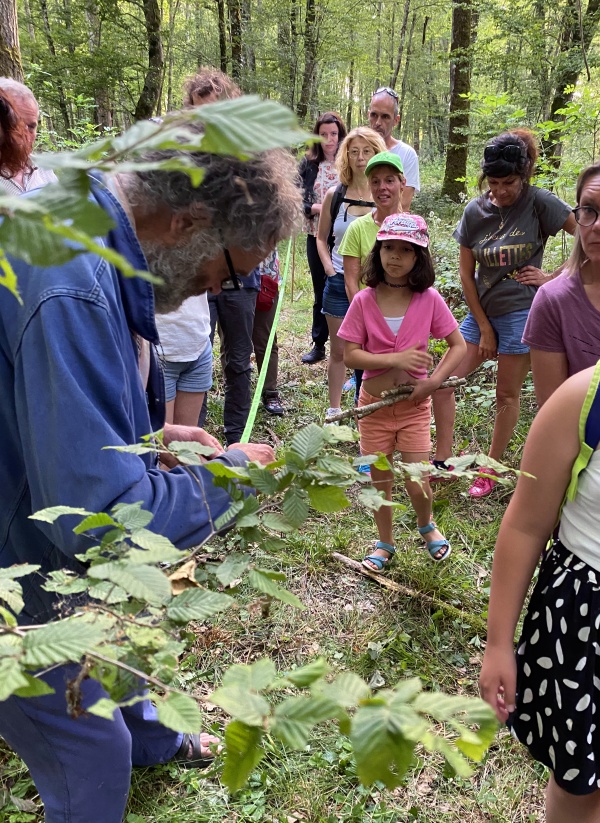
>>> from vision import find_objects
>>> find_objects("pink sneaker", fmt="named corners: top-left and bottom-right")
top-left (469, 469), bottom-right (498, 498)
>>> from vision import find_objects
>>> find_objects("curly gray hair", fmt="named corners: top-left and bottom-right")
top-left (123, 146), bottom-right (301, 255)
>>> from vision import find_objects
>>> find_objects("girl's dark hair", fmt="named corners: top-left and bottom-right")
top-left (307, 111), bottom-right (347, 163)
top-left (0, 91), bottom-right (30, 179)
top-left (479, 128), bottom-right (538, 188)
top-left (361, 240), bottom-right (435, 293)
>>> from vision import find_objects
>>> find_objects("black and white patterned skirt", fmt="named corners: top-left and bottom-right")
top-left (509, 539), bottom-right (600, 795)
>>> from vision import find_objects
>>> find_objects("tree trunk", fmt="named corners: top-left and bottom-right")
top-left (216, 0), bottom-right (228, 72)
top-left (542, 0), bottom-right (600, 167)
top-left (39, 0), bottom-right (71, 132)
top-left (398, 11), bottom-right (416, 132)
top-left (228, 0), bottom-right (243, 83)
top-left (442, 0), bottom-right (474, 202)
top-left (390, 0), bottom-right (410, 89)
top-left (346, 57), bottom-right (354, 129)
top-left (296, 0), bottom-right (317, 122)
top-left (85, 3), bottom-right (113, 130)
top-left (134, 0), bottom-right (164, 121)
top-left (0, 0), bottom-right (23, 81)
top-left (288, 0), bottom-right (299, 108)
top-left (375, 0), bottom-right (382, 87)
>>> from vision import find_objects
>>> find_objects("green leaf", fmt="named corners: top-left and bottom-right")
top-left (222, 720), bottom-right (264, 793)
top-left (73, 513), bottom-right (119, 534)
top-left (247, 570), bottom-right (305, 609)
top-left (318, 672), bottom-right (371, 708)
top-left (88, 562), bottom-right (170, 606)
top-left (282, 488), bottom-right (309, 527)
top-left (42, 570), bottom-right (89, 595)
top-left (127, 530), bottom-right (181, 563)
top-left (271, 695), bottom-right (341, 749)
top-left (166, 588), bottom-right (233, 623)
top-left (307, 485), bottom-right (350, 513)
top-left (0, 658), bottom-right (29, 701)
top-left (0, 564), bottom-right (41, 580)
top-left (22, 620), bottom-right (104, 667)
top-left (247, 465), bottom-right (278, 494)
top-left (210, 685), bottom-right (270, 727)
top-left (261, 512), bottom-right (296, 533)
top-left (222, 659), bottom-right (277, 691)
top-left (350, 701), bottom-right (418, 788)
top-left (282, 657), bottom-right (329, 687)
top-left (87, 580), bottom-right (129, 604)
top-left (29, 506), bottom-right (91, 523)
top-left (155, 692), bottom-right (203, 734)
top-left (111, 503), bottom-right (154, 531)
top-left (322, 425), bottom-right (358, 443)
top-left (0, 249), bottom-right (21, 303)
top-left (203, 461), bottom-right (251, 480)
top-left (290, 424), bottom-right (326, 462)
top-left (87, 698), bottom-right (119, 720)
top-left (13, 673), bottom-right (55, 698)
top-left (214, 500), bottom-right (245, 531)
top-left (214, 554), bottom-right (251, 586)
top-left (0, 580), bottom-right (24, 615)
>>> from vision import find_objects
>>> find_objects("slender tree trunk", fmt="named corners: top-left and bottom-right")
top-left (228, 0), bottom-right (243, 83)
top-left (134, 0), bottom-right (164, 121)
top-left (288, 0), bottom-right (299, 108)
top-left (296, 0), bottom-right (318, 121)
top-left (39, 0), bottom-right (71, 132)
top-left (542, 0), bottom-right (600, 167)
top-left (397, 11), bottom-right (416, 132)
top-left (0, 0), bottom-right (23, 81)
top-left (216, 0), bottom-right (228, 72)
top-left (346, 57), bottom-right (354, 129)
top-left (375, 0), bottom-right (382, 87)
top-left (390, 0), bottom-right (410, 89)
top-left (85, 3), bottom-right (112, 130)
top-left (442, 0), bottom-right (474, 201)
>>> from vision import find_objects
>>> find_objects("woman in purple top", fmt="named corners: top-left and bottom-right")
top-left (523, 162), bottom-right (600, 408)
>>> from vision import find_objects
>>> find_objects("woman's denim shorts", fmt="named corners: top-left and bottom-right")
top-left (460, 309), bottom-right (530, 355)
top-left (162, 339), bottom-right (213, 401)
top-left (322, 271), bottom-right (350, 318)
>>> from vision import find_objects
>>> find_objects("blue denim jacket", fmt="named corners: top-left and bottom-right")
top-left (0, 174), bottom-right (249, 623)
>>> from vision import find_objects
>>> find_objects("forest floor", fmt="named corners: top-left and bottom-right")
top-left (0, 191), bottom-right (564, 822)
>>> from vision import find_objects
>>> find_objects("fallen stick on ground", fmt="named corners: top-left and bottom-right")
top-left (331, 551), bottom-right (488, 635)
top-left (325, 377), bottom-right (467, 423)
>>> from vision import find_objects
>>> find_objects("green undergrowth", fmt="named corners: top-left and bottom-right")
top-left (0, 220), bottom-right (560, 821)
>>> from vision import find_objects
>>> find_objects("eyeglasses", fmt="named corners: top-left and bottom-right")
top-left (221, 248), bottom-right (242, 291)
top-left (374, 86), bottom-right (399, 100)
top-left (348, 148), bottom-right (375, 159)
top-left (573, 205), bottom-right (600, 227)
top-left (483, 144), bottom-right (526, 164)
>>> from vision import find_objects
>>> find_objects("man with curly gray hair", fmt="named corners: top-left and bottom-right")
top-left (0, 138), bottom-right (301, 822)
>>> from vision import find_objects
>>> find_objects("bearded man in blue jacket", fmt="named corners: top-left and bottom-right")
top-left (0, 143), bottom-right (300, 822)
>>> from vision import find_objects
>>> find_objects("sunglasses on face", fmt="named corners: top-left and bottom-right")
top-left (483, 143), bottom-right (526, 164)
top-left (374, 86), bottom-right (399, 100)
top-left (221, 248), bottom-right (242, 291)
top-left (573, 206), bottom-right (600, 227)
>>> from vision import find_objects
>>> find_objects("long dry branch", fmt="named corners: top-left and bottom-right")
top-left (325, 377), bottom-right (467, 423)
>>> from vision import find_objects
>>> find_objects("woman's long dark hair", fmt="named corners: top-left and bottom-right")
top-left (361, 240), bottom-right (435, 293)
top-left (0, 91), bottom-right (30, 179)
top-left (479, 128), bottom-right (538, 189)
top-left (306, 111), bottom-right (347, 164)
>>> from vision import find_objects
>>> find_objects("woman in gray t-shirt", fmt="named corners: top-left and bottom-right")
top-left (433, 129), bottom-right (575, 498)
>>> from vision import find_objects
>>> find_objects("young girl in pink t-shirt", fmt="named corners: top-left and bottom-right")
top-left (338, 214), bottom-right (466, 571)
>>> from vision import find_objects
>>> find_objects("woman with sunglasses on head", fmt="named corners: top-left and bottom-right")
top-left (298, 112), bottom-right (347, 365)
top-left (315, 127), bottom-right (386, 418)
top-left (433, 129), bottom-right (576, 497)
top-left (523, 162), bottom-right (600, 409)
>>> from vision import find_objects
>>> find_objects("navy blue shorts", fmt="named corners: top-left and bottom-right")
top-left (460, 309), bottom-right (530, 355)
top-left (322, 271), bottom-right (350, 318)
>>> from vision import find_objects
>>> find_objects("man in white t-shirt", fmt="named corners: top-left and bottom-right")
top-left (367, 87), bottom-right (420, 210)
top-left (0, 78), bottom-right (57, 194)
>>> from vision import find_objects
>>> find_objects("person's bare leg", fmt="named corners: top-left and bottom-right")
top-left (433, 342), bottom-right (485, 462)
top-left (401, 450), bottom-right (447, 559)
top-left (326, 315), bottom-right (346, 410)
top-left (172, 391), bottom-right (206, 428)
top-left (488, 353), bottom-right (530, 461)
top-left (546, 776), bottom-right (600, 823)
top-left (165, 399), bottom-right (175, 425)
top-left (364, 453), bottom-right (395, 569)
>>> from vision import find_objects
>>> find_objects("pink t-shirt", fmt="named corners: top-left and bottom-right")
top-left (338, 286), bottom-right (458, 379)
top-left (523, 271), bottom-right (600, 376)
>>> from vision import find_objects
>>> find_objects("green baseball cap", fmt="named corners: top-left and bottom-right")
top-left (365, 151), bottom-right (404, 177)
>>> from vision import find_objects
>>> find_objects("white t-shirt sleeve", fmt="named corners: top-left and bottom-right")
top-left (391, 142), bottom-right (420, 192)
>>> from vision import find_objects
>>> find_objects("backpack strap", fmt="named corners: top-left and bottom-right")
top-left (564, 359), bottom-right (600, 503)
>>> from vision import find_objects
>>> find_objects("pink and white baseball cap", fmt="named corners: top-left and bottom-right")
top-left (376, 213), bottom-right (430, 248)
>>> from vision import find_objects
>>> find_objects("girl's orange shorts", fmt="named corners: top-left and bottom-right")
top-left (358, 387), bottom-right (432, 456)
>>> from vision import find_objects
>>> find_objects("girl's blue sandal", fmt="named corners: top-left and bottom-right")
top-left (418, 523), bottom-right (451, 562)
top-left (362, 541), bottom-right (396, 574)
